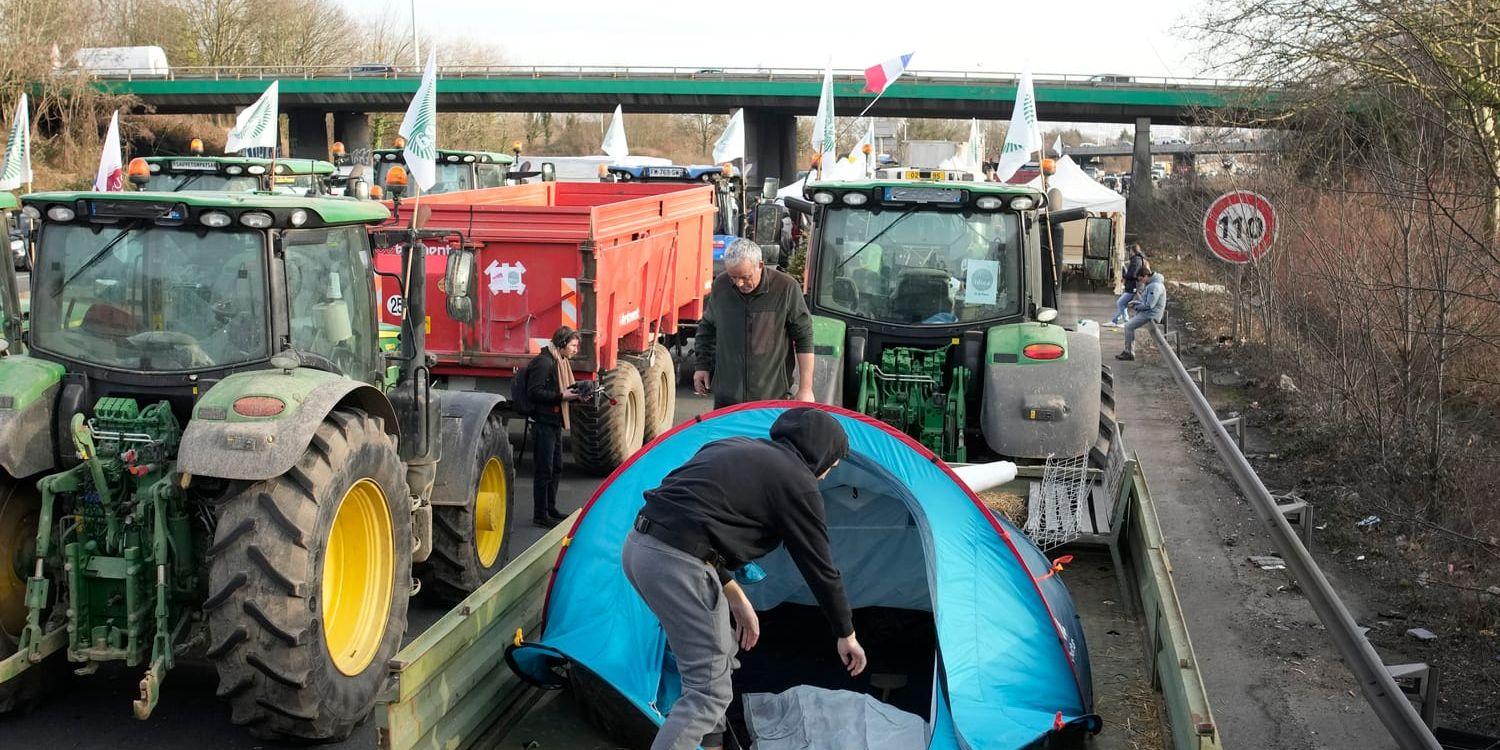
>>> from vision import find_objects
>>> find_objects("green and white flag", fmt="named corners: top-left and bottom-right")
top-left (811, 62), bottom-right (837, 174)
top-left (0, 94), bottom-right (32, 191)
top-left (994, 68), bottom-right (1042, 183)
top-left (400, 52), bottom-right (439, 191)
top-left (711, 108), bottom-right (744, 164)
top-left (225, 81), bottom-right (279, 153)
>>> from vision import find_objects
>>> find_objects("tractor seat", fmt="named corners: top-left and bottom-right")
top-left (829, 277), bottom-right (859, 312)
top-left (891, 269), bottom-right (952, 323)
top-left (81, 303), bottom-right (141, 338)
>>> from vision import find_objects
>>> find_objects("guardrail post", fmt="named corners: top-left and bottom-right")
top-left (1218, 415), bottom-right (1244, 452)
top-left (1186, 366), bottom-right (1206, 391)
top-left (1275, 496), bottom-right (1315, 550)
top-left (1170, 330), bottom-right (1182, 355)
top-left (1386, 663), bottom-right (1439, 728)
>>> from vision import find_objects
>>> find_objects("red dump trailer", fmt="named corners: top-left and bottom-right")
top-left (373, 181), bottom-right (715, 474)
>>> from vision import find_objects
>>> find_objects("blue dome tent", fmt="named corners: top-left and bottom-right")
top-left (508, 402), bottom-right (1099, 749)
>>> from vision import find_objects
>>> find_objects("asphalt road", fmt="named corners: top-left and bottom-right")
top-left (0, 378), bottom-right (712, 750)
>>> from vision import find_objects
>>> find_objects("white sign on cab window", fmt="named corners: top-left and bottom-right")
top-left (965, 260), bottom-right (1000, 305)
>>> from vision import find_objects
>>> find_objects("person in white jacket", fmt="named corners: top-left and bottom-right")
top-left (1117, 265), bottom-right (1166, 361)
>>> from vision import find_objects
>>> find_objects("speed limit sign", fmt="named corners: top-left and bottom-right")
top-left (1203, 191), bottom-right (1276, 263)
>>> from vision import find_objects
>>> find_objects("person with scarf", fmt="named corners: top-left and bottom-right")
top-left (524, 326), bottom-right (582, 527)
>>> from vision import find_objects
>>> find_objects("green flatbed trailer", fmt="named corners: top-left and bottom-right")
top-left (374, 422), bottom-right (1222, 750)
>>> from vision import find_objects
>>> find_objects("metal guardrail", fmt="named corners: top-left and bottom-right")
top-left (1148, 321), bottom-right (1441, 750)
top-left (84, 64), bottom-right (1271, 90)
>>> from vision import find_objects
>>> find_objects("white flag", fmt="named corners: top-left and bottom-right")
top-left (399, 52), bottom-right (439, 191)
top-left (966, 118), bottom-right (985, 175)
top-left (0, 94), bottom-right (33, 191)
top-left (602, 105), bottom-right (629, 159)
top-left (711, 109), bottom-right (745, 164)
top-left (844, 121), bottom-right (875, 177)
top-left (94, 110), bottom-right (123, 192)
top-left (1052, 134), bottom-right (1063, 156)
top-left (994, 69), bottom-right (1043, 183)
top-left (811, 62), bottom-right (837, 173)
top-left (225, 81), bottom-right (280, 153)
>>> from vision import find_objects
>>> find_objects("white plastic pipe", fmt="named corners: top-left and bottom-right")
top-left (950, 461), bottom-right (1018, 494)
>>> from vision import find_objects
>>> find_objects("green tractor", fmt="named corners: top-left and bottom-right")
top-left (137, 153), bottom-right (339, 196)
top-left (800, 173), bottom-right (1112, 464)
top-left (371, 146), bottom-right (514, 194)
top-left (0, 189), bottom-right (516, 739)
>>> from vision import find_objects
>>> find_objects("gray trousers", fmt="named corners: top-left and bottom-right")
top-left (621, 530), bottom-right (734, 750)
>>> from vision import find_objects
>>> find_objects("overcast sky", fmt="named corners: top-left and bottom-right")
top-left (365, 0), bottom-right (1209, 79)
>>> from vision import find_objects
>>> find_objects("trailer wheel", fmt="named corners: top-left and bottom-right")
top-left (420, 413), bottom-right (516, 603)
top-left (0, 474), bottom-right (65, 713)
top-left (628, 343), bottom-right (676, 442)
top-left (207, 408), bottom-right (410, 742)
top-left (571, 363), bottom-right (646, 476)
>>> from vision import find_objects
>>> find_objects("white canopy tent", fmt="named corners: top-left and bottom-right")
top-left (1026, 156), bottom-right (1128, 290)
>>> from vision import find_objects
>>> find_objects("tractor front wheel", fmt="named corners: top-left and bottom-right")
top-left (628, 343), bottom-right (677, 442)
top-left (571, 363), bottom-right (646, 476)
top-left (420, 413), bottom-right (516, 603)
top-left (207, 408), bottom-right (410, 741)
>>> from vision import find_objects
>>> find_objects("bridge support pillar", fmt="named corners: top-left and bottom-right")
top-left (286, 110), bottom-right (329, 160)
top-left (744, 108), bottom-right (797, 197)
top-left (332, 112), bottom-right (372, 159)
top-left (1129, 116), bottom-right (1153, 210)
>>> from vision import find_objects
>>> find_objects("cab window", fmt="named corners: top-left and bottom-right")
top-left (283, 226), bottom-right (378, 378)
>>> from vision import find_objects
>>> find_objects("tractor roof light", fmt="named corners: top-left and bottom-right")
top-left (148, 162), bottom-right (162, 173)
top-left (370, 184), bottom-right (384, 199)
top-left (721, 163), bottom-right (734, 176)
top-left (393, 135), bottom-right (406, 149)
top-left (1040, 158), bottom-right (1057, 176)
top-left (246, 165), bottom-right (266, 175)
top-left (21, 205), bottom-right (39, 219)
top-left (841, 192), bottom-right (868, 206)
top-left (511, 140), bottom-right (523, 155)
top-left (1009, 196), bottom-right (1036, 211)
top-left (463, 154), bottom-right (476, 163)
top-left (200, 211), bottom-right (232, 228)
top-left (127, 158), bottom-right (151, 187)
top-left (382, 152), bottom-right (398, 161)
top-left (812, 191), bottom-right (835, 205)
top-left (238, 211), bottom-right (273, 229)
top-left (46, 205), bottom-right (76, 222)
top-left (975, 196), bottom-right (1003, 210)
top-left (189, 138), bottom-right (204, 154)
top-left (330, 141), bottom-right (346, 157)
top-left (289, 209), bottom-right (309, 227)
top-left (861, 143), bottom-right (873, 155)
top-left (225, 165), bottom-right (243, 175)
top-left (385, 164), bottom-right (409, 198)
top-left (1022, 342), bottom-right (1065, 360)
top-left (446, 154), bottom-right (460, 162)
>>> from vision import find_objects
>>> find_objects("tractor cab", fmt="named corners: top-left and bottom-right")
top-left (604, 162), bottom-right (746, 266)
top-left (138, 155), bottom-right (337, 196)
top-left (0, 193), bottom-right (21, 354)
top-left (802, 176), bottom-right (1106, 465)
top-left (371, 146), bottom-right (514, 194)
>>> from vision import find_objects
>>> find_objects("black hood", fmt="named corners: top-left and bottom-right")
top-left (770, 407), bottom-right (849, 476)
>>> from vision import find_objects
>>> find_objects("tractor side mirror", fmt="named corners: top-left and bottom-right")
top-left (1035, 307), bottom-right (1059, 323)
top-left (444, 247), bottom-right (479, 324)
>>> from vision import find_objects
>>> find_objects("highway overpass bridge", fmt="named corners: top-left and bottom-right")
top-left (97, 65), bottom-right (1275, 192)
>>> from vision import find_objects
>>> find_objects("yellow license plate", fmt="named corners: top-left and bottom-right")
top-left (930, 170), bottom-right (947, 181)
top-left (903, 169), bottom-right (922, 179)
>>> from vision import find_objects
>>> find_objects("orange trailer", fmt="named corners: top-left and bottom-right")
top-left (374, 181), bottom-right (715, 474)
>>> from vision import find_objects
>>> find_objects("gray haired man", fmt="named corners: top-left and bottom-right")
top-left (693, 239), bottom-right (816, 408)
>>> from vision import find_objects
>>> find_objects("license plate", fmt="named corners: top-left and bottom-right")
top-left (647, 167), bottom-right (687, 178)
top-left (903, 169), bottom-right (922, 179)
top-left (170, 160), bottom-right (218, 171)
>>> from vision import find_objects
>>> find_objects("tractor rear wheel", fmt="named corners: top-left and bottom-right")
top-left (0, 474), bottom-right (65, 714)
top-left (420, 414), bottom-right (516, 603)
top-left (571, 362), bottom-right (646, 476)
top-left (207, 408), bottom-right (410, 741)
top-left (628, 343), bottom-right (676, 442)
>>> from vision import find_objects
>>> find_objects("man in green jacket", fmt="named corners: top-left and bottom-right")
top-left (693, 239), bottom-right (816, 408)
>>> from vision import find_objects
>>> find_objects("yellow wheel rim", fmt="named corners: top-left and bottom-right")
top-left (0, 487), bottom-right (38, 639)
top-left (473, 457), bottom-right (507, 568)
top-left (321, 478), bottom-right (394, 677)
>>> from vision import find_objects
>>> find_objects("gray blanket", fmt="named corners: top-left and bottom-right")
top-left (743, 686), bottom-right (927, 749)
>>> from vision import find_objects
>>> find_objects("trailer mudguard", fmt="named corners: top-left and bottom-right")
top-left (810, 315), bottom-right (845, 406)
top-left (429, 389), bottom-right (505, 507)
top-left (177, 368), bottom-right (399, 482)
top-left (0, 355), bottom-right (64, 477)
top-left (981, 325), bottom-right (1101, 460)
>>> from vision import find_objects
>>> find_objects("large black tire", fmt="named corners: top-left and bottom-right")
top-left (0, 474), bottom-right (65, 714)
top-left (627, 343), bottom-right (676, 442)
top-left (206, 408), bottom-right (411, 741)
top-left (571, 362), bottom-right (646, 476)
top-left (420, 414), bottom-right (516, 603)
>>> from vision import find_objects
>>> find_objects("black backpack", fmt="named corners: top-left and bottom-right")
top-left (510, 358), bottom-right (536, 417)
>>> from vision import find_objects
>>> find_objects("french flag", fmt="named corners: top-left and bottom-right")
top-left (863, 53), bottom-right (914, 94)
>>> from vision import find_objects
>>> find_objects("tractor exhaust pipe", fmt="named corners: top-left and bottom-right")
top-left (951, 461), bottom-right (1018, 495)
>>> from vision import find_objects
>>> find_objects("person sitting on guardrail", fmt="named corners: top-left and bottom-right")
top-left (1107, 243), bottom-right (1148, 327)
top-left (1116, 263), bottom-right (1166, 361)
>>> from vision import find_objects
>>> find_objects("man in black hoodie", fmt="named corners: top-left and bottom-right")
top-left (621, 407), bottom-right (866, 750)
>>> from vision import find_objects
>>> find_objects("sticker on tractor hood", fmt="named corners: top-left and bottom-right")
top-left (485, 260), bottom-right (527, 294)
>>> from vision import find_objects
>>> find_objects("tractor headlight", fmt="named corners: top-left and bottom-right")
top-left (975, 196), bottom-right (1003, 210)
top-left (148, 162), bottom-right (162, 173)
top-left (445, 154), bottom-right (460, 162)
top-left (463, 155), bottom-right (476, 162)
top-left (46, 206), bottom-right (76, 222)
top-left (225, 165), bottom-right (243, 175)
top-left (22, 205), bottom-right (40, 220)
top-left (812, 191), bottom-right (835, 205)
top-left (247, 165), bottom-right (266, 175)
top-left (289, 209), bottom-right (309, 227)
top-left (841, 192), bottom-right (868, 206)
top-left (1009, 196), bottom-right (1036, 211)
top-left (200, 211), bottom-right (232, 228)
top-left (238, 211), bottom-right (273, 229)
